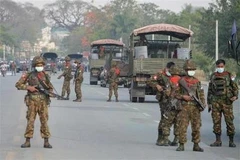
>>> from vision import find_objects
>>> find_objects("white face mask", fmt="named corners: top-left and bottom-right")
top-left (216, 67), bottom-right (224, 73)
top-left (166, 71), bottom-right (171, 76)
top-left (187, 70), bottom-right (195, 76)
top-left (35, 66), bottom-right (44, 72)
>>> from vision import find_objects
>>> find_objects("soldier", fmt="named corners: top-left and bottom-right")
top-left (57, 56), bottom-right (73, 100)
top-left (147, 62), bottom-right (176, 146)
top-left (157, 65), bottom-right (182, 146)
top-left (176, 60), bottom-right (205, 152)
top-left (107, 62), bottom-right (120, 102)
top-left (73, 59), bottom-right (84, 102)
top-left (208, 59), bottom-right (239, 147)
top-left (15, 56), bottom-right (53, 148)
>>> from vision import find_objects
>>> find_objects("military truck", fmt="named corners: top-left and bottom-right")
top-left (41, 52), bottom-right (58, 74)
top-left (128, 23), bottom-right (193, 102)
top-left (89, 39), bottom-right (127, 85)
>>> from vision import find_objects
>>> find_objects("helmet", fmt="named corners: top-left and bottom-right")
top-left (183, 60), bottom-right (196, 70)
top-left (65, 56), bottom-right (71, 61)
top-left (169, 65), bottom-right (180, 75)
top-left (74, 59), bottom-right (81, 64)
top-left (32, 56), bottom-right (45, 67)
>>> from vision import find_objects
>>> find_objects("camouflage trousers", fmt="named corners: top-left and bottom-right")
top-left (161, 109), bottom-right (180, 137)
top-left (61, 80), bottom-right (70, 97)
top-left (109, 82), bottom-right (118, 98)
top-left (74, 79), bottom-right (82, 100)
top-left (158, 102), bottom-right (180, 137)
top-left (24, 95), bottom-right (50, 138)
top-left (178, 103), bottom-right (202, 144)
top-left (211, 100), bottom-right (235, 136)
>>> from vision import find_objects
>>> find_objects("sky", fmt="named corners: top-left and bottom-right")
top-left (12, 0), bottom-right (214, 13)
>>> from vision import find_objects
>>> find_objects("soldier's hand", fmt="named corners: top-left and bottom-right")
top-left (208, 104), bottom-right (212, 113)
top-left (230, 96), bottom-right (237, 101)
top-left (182, 95), bottom-right (192, 101)
top-left (27, 86), bottom-right (38, 92)
top-left (156, 85), bottom-right (163, 92)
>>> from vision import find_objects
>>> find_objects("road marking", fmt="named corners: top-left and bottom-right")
top-left (132, 107), bottom-right (139, 111)
top-left (122, 103), bottom-right (130, 107)
top-left (142, 113), bottom-right (151, 117)
top-left (5, 152), bottom-right (16, 160)
top-left (154, 120), bottom-right (159, 123)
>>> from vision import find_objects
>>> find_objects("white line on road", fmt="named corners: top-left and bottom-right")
top-left (122, 103), bottom-right (130, 107)
top-left (142, 113), bottom-right (151, 117)
top-left (132, 107), bottom-right (139, 111)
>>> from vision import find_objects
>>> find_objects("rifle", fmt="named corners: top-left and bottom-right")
top-left (163, 98), bottom-right (178, 119)
top-left (179, 78), bottom-right (205, 111)
top-left (35, 86), bottom-right (68, 100)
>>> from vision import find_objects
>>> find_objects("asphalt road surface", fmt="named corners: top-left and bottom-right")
top-left (0, 71), bottom-right (239, 160)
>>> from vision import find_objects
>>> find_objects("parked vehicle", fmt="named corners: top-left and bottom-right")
top-left (41, 52), bottom-right (58, 74)
top-left (128, 23), bottom-right (193, 102)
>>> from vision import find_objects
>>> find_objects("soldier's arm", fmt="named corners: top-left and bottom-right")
top-left (231, 80), bottom-right (239, 98)
top-left (15, 72), bottom-right (30, 90)
top-left (207, 74), bottom-right (214, 104)
top-left (147, 73), bottom-right (162, 89)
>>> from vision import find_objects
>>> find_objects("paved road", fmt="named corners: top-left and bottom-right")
top-left (0, 71), bottom-right (239, 160)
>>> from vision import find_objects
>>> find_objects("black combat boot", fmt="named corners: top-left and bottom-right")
top-left (115, 96), bottom-right (119, 102)
top-left (43, 138), bottom-right (52, 148)
top-left (66, 94), bottom-right (70, 100)
top-left (176, 143), bottom-right (184, 151)
top-left (21, 138), bottom-right (31, 148)
top-left (229, 135), bottom-right (236, 147)
top-left (170, 136), bottom-right (179, 146)
top-left (107, 96), bottom-right (111, 102)
top-left (210, 134), bottom-right (222, 147)
top-left (193, 143), bottom-right (204, 152)
top-left (73, 98), bottom-right (81, 102)
top-left (155, 129), bottom-right (162, 146)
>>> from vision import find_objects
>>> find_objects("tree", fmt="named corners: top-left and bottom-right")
top-left (43, 0), bottom-right (97, 31)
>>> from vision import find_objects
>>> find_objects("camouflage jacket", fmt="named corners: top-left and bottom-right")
top-left (177, 76), bottom-right (205, 106)
top-left (108, 67), bottom-right (119, 83)
top-left (74, 66), bottom-right (84, 82)
top-left (147, 71), bottom-right (172, 102)
top-left (15, 71), bottom-right (54, 95)
top-left (207, 71), bottom-right (239, 104)
top-left (60, 64), bottom-right (73, 81)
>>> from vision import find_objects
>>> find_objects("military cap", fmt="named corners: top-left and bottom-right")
top-left (183, 60), bottom-right (196, 70)
top-left (169, 65), bottom-right (180, 75)
top-left (74, 59), bottom-right (81, 64)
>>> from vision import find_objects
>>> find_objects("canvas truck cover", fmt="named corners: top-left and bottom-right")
top-left (131, 23), bottom-right (194, 41)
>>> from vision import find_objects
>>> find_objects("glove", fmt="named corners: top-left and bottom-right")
top-left (208, 104), bottom-right (212, 113)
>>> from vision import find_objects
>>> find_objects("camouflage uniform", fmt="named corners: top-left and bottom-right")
top-left (58, 56), bottom-right (73, 100)
top-left (73, 60), bottom-right (84, 102)
top-left (158, 66), bottom-right (182, 146)
top-left (147, 62), bottom-right (178, 146)
top-left (107, 62), bottom-right (120, 102)
top-left (15, 56), bottom-right (53, 148)
top-left (176, 60), bottom-right (205, 152)
top-left (208, 69), bottom-right (239, 147)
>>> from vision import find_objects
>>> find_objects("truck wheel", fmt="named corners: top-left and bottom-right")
top-left (139, 97), bottom-right (145, 103)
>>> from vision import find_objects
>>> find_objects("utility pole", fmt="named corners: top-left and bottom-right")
top-left (216, 20), bottom-right (219, 61)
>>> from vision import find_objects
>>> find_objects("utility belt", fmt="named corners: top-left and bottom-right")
top-left (27, 93), bottom-right (47, 99)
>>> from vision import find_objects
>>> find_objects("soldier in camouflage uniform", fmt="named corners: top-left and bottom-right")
top-left (15, 56), bottom-right (53, 148)
top-left (157, 65), bottom-right (182, 146)
top-left (73, 59), bottom-right (84, 102)
top-left (148, 62), bottom-right (176, 146)
top-left (107, 62), bottom-right (120, 102)
top-left (207, 59), bottom-right (239, 147)
top-left (58, 56), bottom-right (73, 100)
top-left (176, 60), bottom-right (205, 152)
